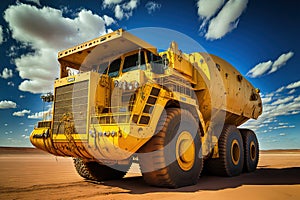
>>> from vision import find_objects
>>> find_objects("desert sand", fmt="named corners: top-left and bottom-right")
top-left (0, 147), bottom-right (300, 200)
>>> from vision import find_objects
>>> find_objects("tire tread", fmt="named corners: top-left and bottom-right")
top-left (73, 158), bottom-right (129, 181)
top-left (138, 108), bottom-right (202, 188)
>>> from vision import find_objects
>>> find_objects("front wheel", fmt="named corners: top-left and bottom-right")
top-left (138, 108), bottom-right (203, 188)
top-left (73, 158), bottom-right (130, 181)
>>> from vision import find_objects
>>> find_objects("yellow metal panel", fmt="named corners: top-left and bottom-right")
top-left (58, 29), bottom-right (157, 66)
top-left (191, 53), bottom-right (211, 80)
top-left (54, 71), bottom-right (91, 87)
top-left (52, 134), bottom-right (88, 141)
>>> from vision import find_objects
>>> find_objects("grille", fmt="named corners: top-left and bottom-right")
top-left (52, 81), bottom-right (89, 134)
top-left (155, 75), bottom-right (195, 98)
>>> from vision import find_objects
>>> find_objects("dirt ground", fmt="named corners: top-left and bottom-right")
top-left (0, 147), bottom-right (300, 200)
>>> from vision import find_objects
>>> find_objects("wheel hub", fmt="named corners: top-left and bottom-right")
top-left (250, 141), bottom-right (256, 161)
top-left (176, 131), bottom-right (195, 171)
top-left (231, 139), bottom-right (240, 165)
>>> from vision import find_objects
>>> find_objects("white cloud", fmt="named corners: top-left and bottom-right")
top-left (261, 96), bottom-right (272, 104)
top-left (6, 45), bottom-right (24, 58)
top-left (122, 0), bottom-right (138, 10)
top-left (0, 100), bottom-right (17, 109)
top-left (28, 108), bottom-right (51, 119)
top-left (271, 96), bottom-right (294, 105)
top-left (278, 122), bottom-right (288, 126)
top-left (275, 86), bottom-right (285, 93)
top-left (8, 81), bottom-right (15, 87)
top-left (145, 1), bottom-right (161, 14)
top-left (103, 15), bottom-right (115, 26)
top-left (273, 126), bottom-right (290, 130)
top-left (295, 96), bottom-right (300, 102)
top-left (24, 0), bottom-right (41, 6)
top-left (13, 109), bottom-right (31, 117)
top-left (246, 61), bottom-right (272, 78)
top-left (288, 89), bottom-right (296, 94)
top-left (268, 52), bottom-right (294, 74)
top-left (103, 0), bottom-right (123, 7)
top-left (114, 4), bottom-right (124, 20)
top-left (110, 0), bottom-right (139, 20)
top-left (22, 134), bottom-right (30, 139)
top-left (247, 52), bottom-right (294, 78)
top-left (0, 68), bottom-right (13, 79)
top-left (286, 80), bottom-right (300, 89)
top-left (0, 25), bottom-right (3, 44)
top-left (4, 3), bottom-right (112, 94)
top-left (204, 0), bottom-right (248, 40)
top-left (197, 0), bottom-right (224, 29)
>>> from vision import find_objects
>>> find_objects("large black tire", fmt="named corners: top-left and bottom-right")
top-left (73, 158), bottom-right (130, 181)
top-left (239, 129), bottom-right (259, 172)
top-left (206, 125), bottom-right (244, 177)
top-left (138, 108), bottom-right (203, 188)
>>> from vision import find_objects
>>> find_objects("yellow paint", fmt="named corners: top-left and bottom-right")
top-left (231, 139), bottom-right (241, 166)
top-left (176, 131), bottom-right (195, 171)
top-left (30, 29), bottom-right (262, 162)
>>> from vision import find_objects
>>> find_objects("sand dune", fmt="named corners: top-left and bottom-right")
top-left (0, 147), bottom-right (299, 200)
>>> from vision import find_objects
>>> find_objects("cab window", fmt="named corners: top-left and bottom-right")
top-left (122, 53), bottom-right (145, 73)
top-left (146, 51), bottom-right (161, 63)
top-left (98, 62), bottom-right (108, 74)
top-left (146, 51), bottom-right (164, 74)
top-left (108, 58), bottom-right (121, 77)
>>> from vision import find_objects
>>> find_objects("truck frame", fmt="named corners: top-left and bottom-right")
top-left (30, 29), bottom-right (262, 188)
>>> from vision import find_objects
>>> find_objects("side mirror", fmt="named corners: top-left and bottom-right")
top-left (162, 54), bottom-right (169, 70)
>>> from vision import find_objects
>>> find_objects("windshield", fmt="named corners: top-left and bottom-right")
top-left (98, 62), bottom-right (108, 74)
top-left (108, 58), bottom-right (121, 77)
top-left (62, 49), bottom-right (157, 78)
top-left (147, 51), bottom-right (164, 74)
top-left (122, 52), bottom-right (145, 73)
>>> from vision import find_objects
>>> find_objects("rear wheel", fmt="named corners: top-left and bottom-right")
top-left (138, 108), bottom-right (203, 188)
top-left (239, 129), bottom-right (259, 172)
top-left (73, 158), bottom-right (130, 181)
top-left (206, 125), bottom-right (244, 176)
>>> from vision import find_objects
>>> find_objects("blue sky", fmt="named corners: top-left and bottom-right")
top-left (0, 0), bottom-right (299, 149)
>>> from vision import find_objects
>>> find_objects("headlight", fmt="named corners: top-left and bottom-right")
top-left (114, 80), bottom-right (119, 87)
top-left (115, 80), bottom-right (140, 90)
top-left (133, 81), bottom-right (139, 89)
top-left (89, 129), bottom-right (95, 137)
top-left (118, 81), bottom-right (123, 89)
top-left (104, 131), bottom-right (110, 137)
top-left (111, 131), bottom-right (116, 137)
top-left (122, 81), bottom-right (127, 90)
top-left (128, 83), bottom-right (133, 90)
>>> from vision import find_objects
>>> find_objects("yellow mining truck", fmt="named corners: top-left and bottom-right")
top-left (30, 29), bottom-right (262, 188)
